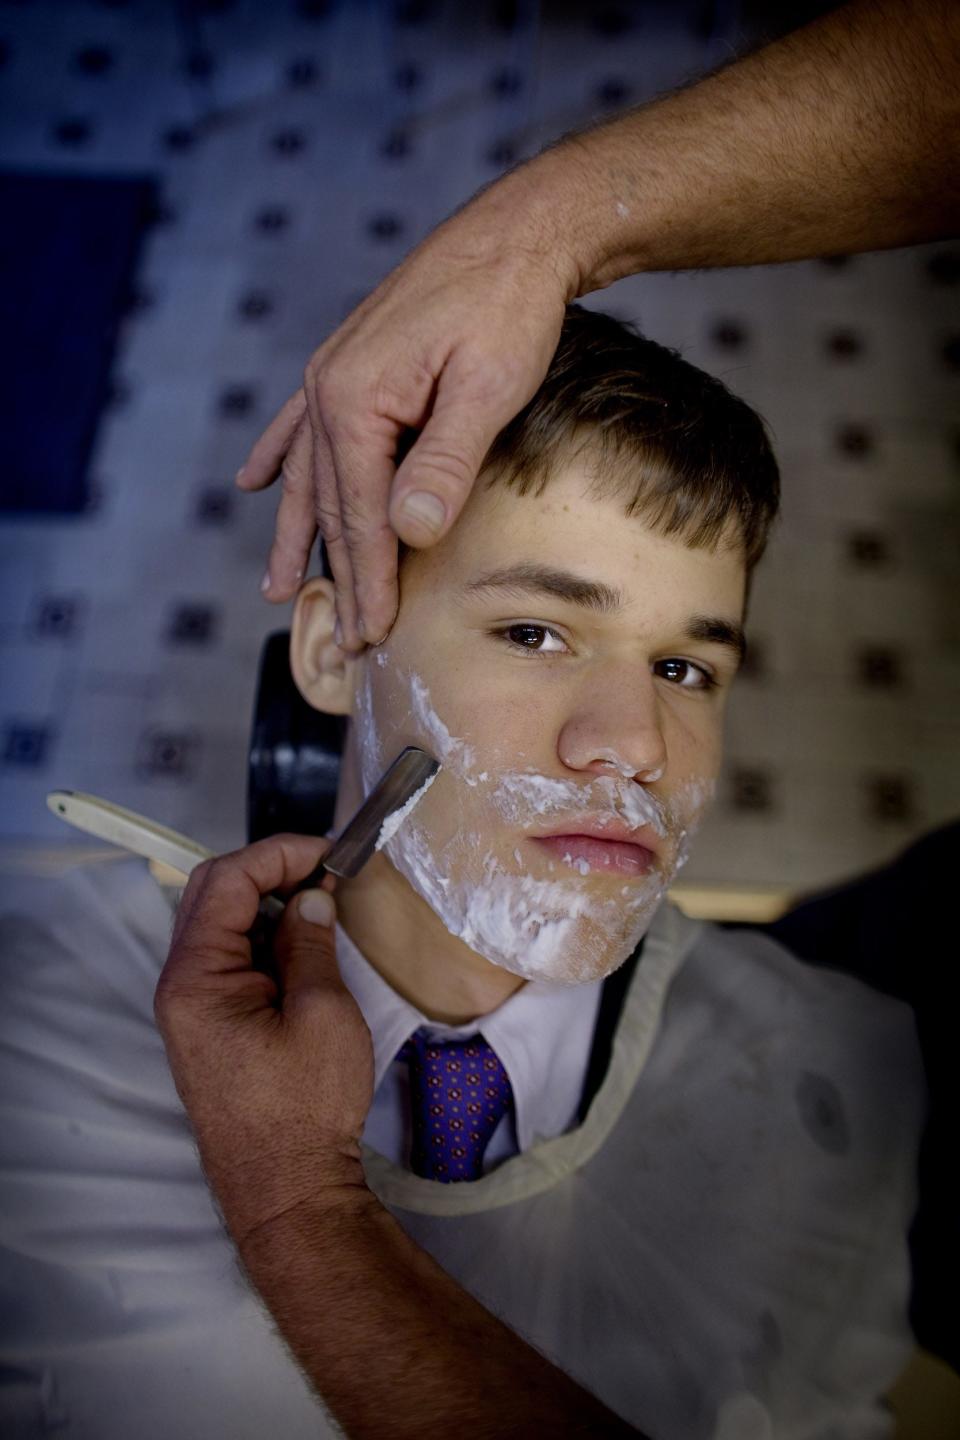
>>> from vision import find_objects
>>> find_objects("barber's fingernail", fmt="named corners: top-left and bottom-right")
top-left (334, 618), bottom-right (343, 647)
top-left (235, 466), bottom-right (246, 485)
top-left (362, 620), bottom-right (387, 646)
top-left (400, 491), bottom-right (446, 537)
top-left (261, 570), bottom-right (272, 595)
top-left (299, 890), bottom-right (335, 926)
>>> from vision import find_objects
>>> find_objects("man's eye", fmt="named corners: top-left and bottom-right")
top-left (492, 624), bottom-right (567, 655)
top-left (654, 658), bottom-right (716, 691)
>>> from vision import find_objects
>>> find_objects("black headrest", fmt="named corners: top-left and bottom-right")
top-left (247, 631), bottom-right (346, 843)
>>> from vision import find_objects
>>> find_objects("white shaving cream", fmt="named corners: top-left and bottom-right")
top-left (591, 747), bottom-right (663, 783)
top-left (354, 662), bottom-right (714, 985)
top-left (375, 768), bottom-right (439, 851)
top-left (409, 673), bottom-right (477, 773)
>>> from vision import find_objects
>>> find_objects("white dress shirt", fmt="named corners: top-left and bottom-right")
top-left (334, 920), bottom-right (604, 1173)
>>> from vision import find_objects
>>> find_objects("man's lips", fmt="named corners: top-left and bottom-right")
top-left (529, 829), bottom-right (658, 877)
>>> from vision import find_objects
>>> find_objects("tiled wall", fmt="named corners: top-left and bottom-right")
top-left (1, 0), bottom-right (958, 895)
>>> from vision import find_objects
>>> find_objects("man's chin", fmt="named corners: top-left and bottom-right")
top-left (453, 882), bottom-right (667, 987)
top-left (383, 823), bottom-right (668, 985)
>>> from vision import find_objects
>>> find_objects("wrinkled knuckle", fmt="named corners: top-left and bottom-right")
top-left (304, 336), bottom-right (335, 384)
top-left (311, 365), bottom-right (352, 417)
top-left (328, 409), bottom-right (371, 463)
top-left (304, 350), bottom-right (331, 391)
top-left (416, 442), bottom-right (477, 494)
top-left (280, 461), bottom-right (305, 498)
top-left (337, 484), bottom-right (372, 531)
top-left (314, 476), bottom-right (340, 515)
top-left (372, 360), bottom-right (433, 417)
top-left (315, 497), bottom-right (344, 544)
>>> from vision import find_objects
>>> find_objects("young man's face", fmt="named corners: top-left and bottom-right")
top-left (339, 456), bottom-right (746, 987)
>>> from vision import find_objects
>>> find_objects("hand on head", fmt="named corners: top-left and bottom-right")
top-left (235, 172), bottom-right (573, 652)
top-left (237, 0), bottom-right (958, 657)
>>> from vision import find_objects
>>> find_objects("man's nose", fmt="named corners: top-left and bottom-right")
top-left (557, 672), bottom-right (667, 783)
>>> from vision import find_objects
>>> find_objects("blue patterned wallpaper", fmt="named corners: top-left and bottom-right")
top-left (1, 0), bottom-right (957, 895)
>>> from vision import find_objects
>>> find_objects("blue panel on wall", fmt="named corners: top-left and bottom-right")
top-left (0, 170), bottom-right (158, 515)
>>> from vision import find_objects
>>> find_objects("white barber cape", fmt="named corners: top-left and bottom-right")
top-left (0, 857), bottom-right (923, 1440)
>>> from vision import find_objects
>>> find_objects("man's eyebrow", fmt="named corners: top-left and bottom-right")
top-left (684, 615), bottom-right (747, 665)
top-left (463, 563), bottom-right (746, 664)
top-left (464, 563), bottom-right (623, 613)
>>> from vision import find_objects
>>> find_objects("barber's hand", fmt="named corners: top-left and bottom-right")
top-left (237, 165), bottom-right (575, 650)
top-left (154, 833), bottom-right (374, 1247)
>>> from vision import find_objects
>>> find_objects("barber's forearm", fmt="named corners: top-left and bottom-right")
top-left (238, 1193), bottom-right (646, 1439)
top-left (517, 0), bottom-right (959, 296)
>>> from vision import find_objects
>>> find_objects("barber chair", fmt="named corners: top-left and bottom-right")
top-left (246, 629), bottom-right (957, 1381)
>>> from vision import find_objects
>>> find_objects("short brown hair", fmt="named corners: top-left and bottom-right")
top-left (335, 304), bottom-right (779, 579)
top-left (477, 304), bottom-right (778, 574)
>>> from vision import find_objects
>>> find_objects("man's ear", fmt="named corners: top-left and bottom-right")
top-left (289, 577), bottom-right (363, 716)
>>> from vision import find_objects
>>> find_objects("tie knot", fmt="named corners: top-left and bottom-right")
top-left (397, 1029), bottom-right (514, 1183)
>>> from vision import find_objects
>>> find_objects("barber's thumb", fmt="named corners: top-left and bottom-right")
top-left (297, 889), bottom-right (336, 927)
top-left (271, 889), bottom-right (339, 999)
top-left (391, 426), bottom-right (488, 545)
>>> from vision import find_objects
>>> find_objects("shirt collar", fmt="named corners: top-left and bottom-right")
top-left (335, 921), bottom-right (603, 1152)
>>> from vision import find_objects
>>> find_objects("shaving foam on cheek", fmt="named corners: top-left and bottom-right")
top-left (384, 819), bottom-right (666, 984)
top-left (663, 776), bottom-right (716, 873)
top-left (409, 673), bottom-right (476, 773)
top-left (354, 661), bottom-right (715, 985)
top-left (369, 670), bottom-right (671, 983)
top-left (354, 665), bottom-right (386, 794)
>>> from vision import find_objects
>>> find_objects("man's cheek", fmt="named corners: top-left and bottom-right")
top-left (359, 664), bottom-right (418, 753)
top-left (664, 774), bottom-right (718, 872)
top-left (352, 667), bottom-right (383, 791)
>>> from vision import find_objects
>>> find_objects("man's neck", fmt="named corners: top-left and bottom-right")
top-left (331, 746), bottom-right (526, 1025)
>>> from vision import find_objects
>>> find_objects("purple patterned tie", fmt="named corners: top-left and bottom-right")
top-left (397, 1028), bottom-right (514, 1183)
